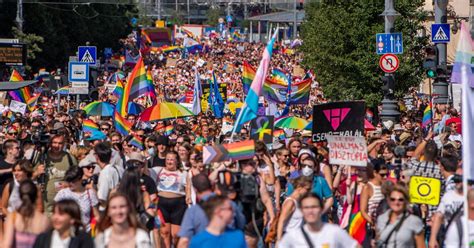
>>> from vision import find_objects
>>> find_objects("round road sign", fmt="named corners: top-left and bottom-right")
top-left (379, 53), bottom-right (399, 73)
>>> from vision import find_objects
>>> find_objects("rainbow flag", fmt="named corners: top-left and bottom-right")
top-left (9, 70), bottom-right (32, 104)
top-left (119, 57), bottom-right (152, 117)
top-left (160, 45), bottom-right (182, 53)
top-left (225, 140), bottom-right (255, 161)
top-left (114, 111), bottom-right (132, 136)
top-left (233, 29), bottom-right (278, 133)
top-left (129, 135), bottom-right (144, 150)
top-left (422, 104), bottom-right (432, 128)
top-left (164, 125), bottom-right (174, 136)
top-left (273, 129), bottom-right (285, 140)
top-left (242, 62), bottom-right (256, 93)
top-left (26, 93), bottom-right (41, 111)
top-left (146, 70), bottom-right (156, 99)
top-left (112, 78), bottom-right (124, 99)
top-left (348, 212), bottom-right (367, 245)
top-left (83, 119), bottom-right (99, 133)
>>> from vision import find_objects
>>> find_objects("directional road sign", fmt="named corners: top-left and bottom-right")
top-left (376, 33), bottom-right (403, 54)
top-left (431, 24), bottom-right (450, 43)
top-left (78, 46), bottom-right (97, 65)
top-left (68, 62), bottom-right (89, 82)
top-left (379, 54), bottom-right (399, 73)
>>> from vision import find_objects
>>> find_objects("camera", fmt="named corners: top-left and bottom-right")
top-left (31, 126), bottom-right (50, 146)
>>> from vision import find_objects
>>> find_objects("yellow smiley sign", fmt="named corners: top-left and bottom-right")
top-left (409, 176), bottom-right (441, 206)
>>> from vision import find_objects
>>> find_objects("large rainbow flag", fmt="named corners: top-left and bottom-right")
top-left (422, 103), bottom-right (432, 128)
top-left (9, 70), bottom-right (32, 103)
top-left (118, 57), bottom-right (154, 117)
top-left (114, 111), bottom-right (132, 136)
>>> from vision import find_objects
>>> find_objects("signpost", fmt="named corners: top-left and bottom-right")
top-left (376, 33), bottom-right (403, 54)
top-left (379, 54), bottom-right (399, 73)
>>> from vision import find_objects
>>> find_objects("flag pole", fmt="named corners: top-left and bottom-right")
top-left (428, 77), bottom-right (433, 129)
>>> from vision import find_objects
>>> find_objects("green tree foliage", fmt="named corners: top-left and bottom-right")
top-left (12, 2), bottom-right (135, 71)
top-left (11, 27), bottom-right (44, 71)
top-left (205, 8), bottom-right (223, 26)
top-left (301, 0), bottom-right (428, 107)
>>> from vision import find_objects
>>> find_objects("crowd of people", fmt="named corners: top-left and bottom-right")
top-left (0, 30), bottom-right (471, 248)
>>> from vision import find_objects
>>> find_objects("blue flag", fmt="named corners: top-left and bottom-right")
top-left (208, 71), bottom-right (224, 118)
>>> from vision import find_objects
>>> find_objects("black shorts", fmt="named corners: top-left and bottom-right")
top-left (157, 196), bottom-right (187, 225)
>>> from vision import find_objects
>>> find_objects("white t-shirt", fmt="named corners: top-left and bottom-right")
top-left (97, 164), bottom-right (124, 204)
top-left (436, 190), bottom-right (464, 226)
top-left (444, 216), bottom-right (474, 247)
top-left (279, 223), bottom-right (358, 248)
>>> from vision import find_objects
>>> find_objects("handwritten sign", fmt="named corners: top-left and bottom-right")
top-left (9, 100), bottom-right (27, 115)
top-left (409, 176), bottom-right (441, 206)
top-left (326, 135), bottom-right (368, 166)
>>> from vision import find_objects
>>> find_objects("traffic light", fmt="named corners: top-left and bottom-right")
top-left (381, 75), bottom-right (395, 96)
top-left (423, 46), bottom-right (438, 78)
top-left (436, 65), bottom-right (448, 80)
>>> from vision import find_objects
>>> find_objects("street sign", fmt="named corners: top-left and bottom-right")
top-left (68, 62), bottom-right (89, 82)
top-left (78, 46), bottom-right (97, 65)
top-left (431, 24), bottom-right (450, 43)
top-left (379, 54), bottom-right (399, 73)
top-left (376, 33), bottom-right (403, 54)
top-left (69, 87), bottom-right (89, 95)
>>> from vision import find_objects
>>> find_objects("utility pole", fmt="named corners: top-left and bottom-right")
top-left (293, 0), bottom-right (297, 38)
top-left (432, 0), bottom-right (450, 104)
top-left (15, 0), bottom-right (24, 32)
top-left (379, 0), bottom-right (400, 122)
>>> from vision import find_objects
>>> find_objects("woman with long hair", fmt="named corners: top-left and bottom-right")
top-left (2, 180), bottom-right (50, 247)
top-left (95, 193), bottom-right (151, 248)
top-left (33, 199), bottom-right (93, 247)
top-left (54, 166), bottom-right (100, 233)
top-left (177, 142), bottom-right (192, 170)
top-left (151, 151), bottom-right (189, 248)
top-left (1, 160), bottom-right (42, 216)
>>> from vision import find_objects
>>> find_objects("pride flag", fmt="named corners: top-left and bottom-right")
top-left (242, 62), bottom-right (256, 93)
top-left (112, 78), bottom-right (124, 99)
top-left (233, 29), bottom-right (278, 133)
top-left (348, 212), bottom-right (367, 244)
top-left (129, 135), bottom-right (144, 150)
top-left (164, 125), bottom-right (174, 136)
top-left (9, 70), bottom-right (32, 103)
top-left (119, 57), bottom-right (153, 117)
top-left (83, 119), bottom-right (99, 133)
top-left (422, 104), bottom-right (432, 128)
top-left (114, 111), bottom-right (132, 136)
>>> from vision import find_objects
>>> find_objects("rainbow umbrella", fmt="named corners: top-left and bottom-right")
top-left (83, 101), bottom-right (115, 116)
top-left (128, 102), bottom-right (145, 115)
top-left (304, 121), bottom-right (313, 131)
top-left (275, 116), bottom-right (309, 130)
top-left (140, 102), bottom-right (194, 121)
top-left (55, 86), bottom-right (70, 95)
top-left (107, 71), bottom-right (125, 84)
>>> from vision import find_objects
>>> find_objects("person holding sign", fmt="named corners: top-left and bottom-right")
top-left (376, 185), bottom-right (425, 248)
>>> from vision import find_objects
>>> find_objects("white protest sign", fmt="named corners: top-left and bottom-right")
top-left (326, 135), bottom-right (368, 166)
top-left (9, 100), bottom-right (27, 115)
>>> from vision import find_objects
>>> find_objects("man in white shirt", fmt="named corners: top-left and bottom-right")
top-left (95, 142), bottom-right (124, 210)
top-left (444, 188), bottom-right (474, 247)
top-left (279, 192), bottom-right (360, 248)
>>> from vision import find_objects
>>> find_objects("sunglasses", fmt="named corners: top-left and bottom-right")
top-left (379, 173), bottom-right (388, 178)
top-left (101, 128), bottom-right (109, 131)
top-left (390, 197), bottom-right (405, 203)
top-left (83, 165), bottom-right (95, 170)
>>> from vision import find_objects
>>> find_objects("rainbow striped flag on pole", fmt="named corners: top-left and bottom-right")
top-left (422, 103), bottom-right (432, 128)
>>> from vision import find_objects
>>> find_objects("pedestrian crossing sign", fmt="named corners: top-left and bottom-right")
top-left (431, 24), bottom-right (450, 43)
top-left (78, 46), bottom-right (97, 65)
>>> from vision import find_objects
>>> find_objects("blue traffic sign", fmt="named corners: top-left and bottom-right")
top-left (78, 46), bottom-right (97, 65)
top-left (431, 24), bottom-right (450, 43)
top-left (376, 33), bottom-right (403, 54)
top-left (68, 62), bottom-right (89, 82)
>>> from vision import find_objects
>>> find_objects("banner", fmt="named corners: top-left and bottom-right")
top-left (326, 135), bottom-right (367, 166)
top-left (250, 116), bottom-right (274, 145)
top-left (409, 176), bottom-right (441, 206)
top-left (203, 140), bottom-right (255, 164)
top-left (312, 101), bottom-right (365, 142)
top-left (201, 83), bottom-right (227, 102)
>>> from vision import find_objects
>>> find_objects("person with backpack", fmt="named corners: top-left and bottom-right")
top-left (443, 188), bottom-right (474, 247)
top-left (376, 185), bottom-right (425, 248)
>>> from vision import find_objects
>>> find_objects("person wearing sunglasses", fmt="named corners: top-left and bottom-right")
top-left (359, 159), bottom-right (388, 246)
top-left (376, 185), bottom-right (425, 248)
top-left (99, 123), bottom-right (111, 136)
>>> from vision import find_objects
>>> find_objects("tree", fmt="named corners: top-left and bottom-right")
top-left (301, 0), bottom-right (428, 107)
top-left (11, 27), bottom-right (44, 71)
top-left (205, 7), bottom-right (223, 26)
